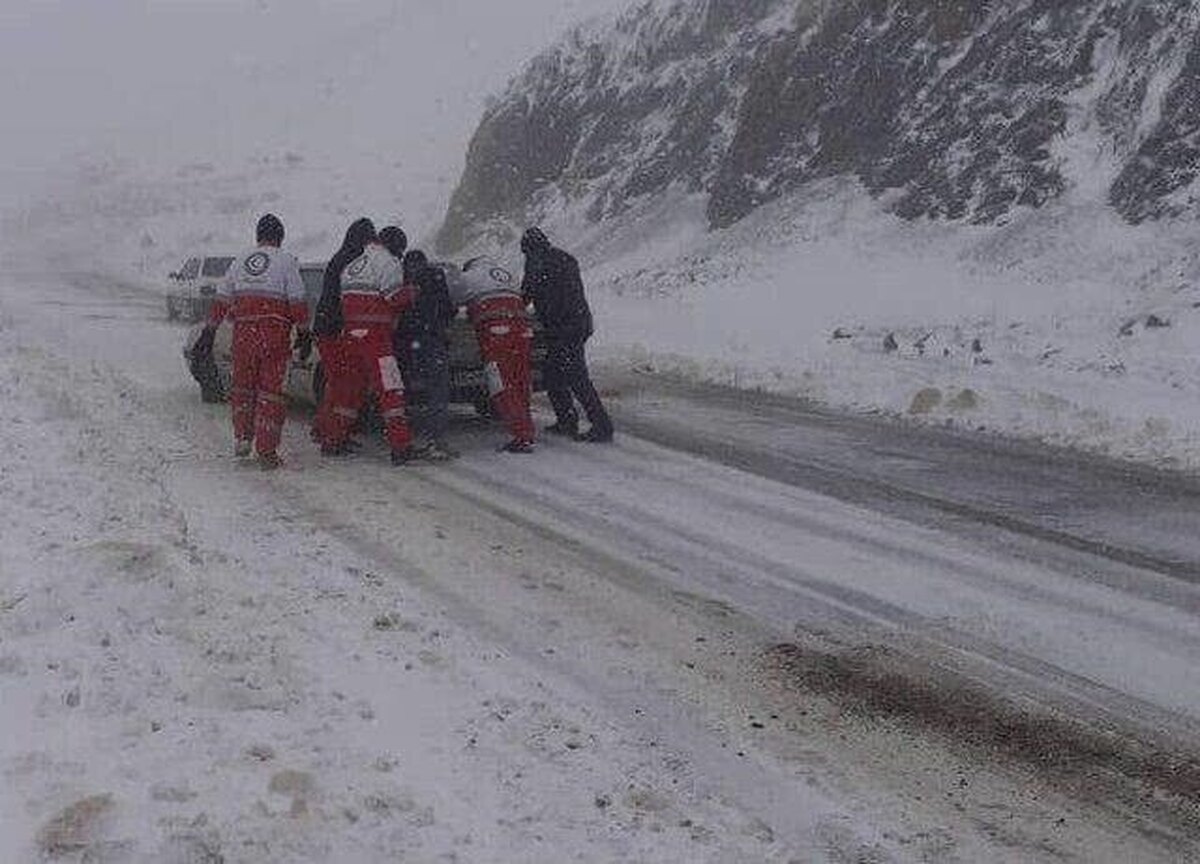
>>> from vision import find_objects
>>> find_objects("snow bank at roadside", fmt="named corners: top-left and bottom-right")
top-left (576, 179), bottom-right (1200, 472)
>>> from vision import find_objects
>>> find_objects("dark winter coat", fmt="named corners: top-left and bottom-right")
top-left (397, 262), bottom-right (455, 348)
top-left (312, 260), bottom-right (344, 337)
top-left (520, 246), bottom-right (594, 343)
top-left (393, 254), bottom-right (453, 367)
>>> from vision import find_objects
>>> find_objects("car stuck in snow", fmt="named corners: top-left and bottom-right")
top-left (182, 260), bottom-right (547, 412)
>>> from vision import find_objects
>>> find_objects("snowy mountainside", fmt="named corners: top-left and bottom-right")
top-left (438, 0), bottom-right (1200, 251)
top-left (438, 0), bottom-right (777, 252)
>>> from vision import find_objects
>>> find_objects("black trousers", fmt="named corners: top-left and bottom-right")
top-left (408, 337), bottom-right (451, 443)
top-left (544, 338), bottom-right (611, 433)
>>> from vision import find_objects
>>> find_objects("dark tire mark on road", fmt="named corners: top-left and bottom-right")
top-left (761, 640), bottom-right (1200, 848)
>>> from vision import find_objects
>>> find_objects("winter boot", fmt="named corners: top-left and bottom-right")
top-left (320, 441), bottom-right (354, 457)
top-left (576, 425), bottom-right (614, 444)
top-left (499, 438), bottom-right (535, 454)
top-left (234, 439), bottom-right (253, 458)
top-left (391, 447), bottom-right (417, 466)
top-left (411, 440), bottom-right (455, 462)
top-left (258, 451), bottom-right (284, 470)
top-left (545, 420), bottom-right (578, 437)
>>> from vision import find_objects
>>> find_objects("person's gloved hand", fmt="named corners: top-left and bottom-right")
top-left (293, 328), bottom-right (313, 362)
top-left (193, 324), bottom-right (216, 358)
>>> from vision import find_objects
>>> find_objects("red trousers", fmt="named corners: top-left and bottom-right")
top-left (325, 329), bottom-right (412, 452)
top-left (313, 335), bottom-right (364, 446)
top-left (474, 311), bottom-right (535, 444)
top-left (230, 320), bottom-right (291, 456)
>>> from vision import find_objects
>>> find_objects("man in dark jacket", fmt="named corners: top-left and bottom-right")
top-left (520, 227), bottom-right (613, 442)
top-left (394, 245), bottom-right (456, 460)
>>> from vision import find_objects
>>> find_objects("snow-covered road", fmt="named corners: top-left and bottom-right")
top-left (1, 272), bottom-right (1198, 862)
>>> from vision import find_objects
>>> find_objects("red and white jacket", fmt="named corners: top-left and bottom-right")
top-left (210, 245), bottom-right (308, 329)
top-left (448, 258), bottom-right (526, 326)
top-left (339, 242), bottom-right (415, 332)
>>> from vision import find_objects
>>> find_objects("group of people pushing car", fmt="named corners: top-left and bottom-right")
top-left (194, 213), bottom-right (613, 469)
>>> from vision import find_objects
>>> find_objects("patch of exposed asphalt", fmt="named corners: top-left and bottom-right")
top-left (608, 371), bottom-right (1200, 584)
top-left (760, 640), bottom-right (1200, 848)
top-left (619, 411), bottom-right (1200, 584)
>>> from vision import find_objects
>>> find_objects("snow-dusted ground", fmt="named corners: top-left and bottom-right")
top-left (2, 266), bottom-right (1199, 860)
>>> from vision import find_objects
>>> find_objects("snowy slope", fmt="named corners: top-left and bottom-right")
top-left (577, 180), bottom-right (1200, 471)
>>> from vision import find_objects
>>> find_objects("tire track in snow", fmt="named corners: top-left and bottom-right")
top-left (608, 375), bottom-right (1200, 584)
top-left (619, 409), bottom-right (1200, 583)
top-left (239, 441), bottom-right (1199, 859)
top-left (0, 302), bottom-right (858, 861)
top-left (391, 437), bottom-right (1200, 831)
top-left (246, 461), bottom-right (875, 858)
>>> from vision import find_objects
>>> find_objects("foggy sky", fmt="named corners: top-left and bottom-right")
top-left (0, 0), bottom-right (631, 205)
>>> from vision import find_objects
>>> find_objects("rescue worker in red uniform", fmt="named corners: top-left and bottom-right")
top-left (452, 257), bottom-right (536, 453)
top-left (311, 217), bottom-right (375, 454)
top-left (322, 235), bottom-right (421, 465)
top-left (203, 214), bottom-right (309, 469)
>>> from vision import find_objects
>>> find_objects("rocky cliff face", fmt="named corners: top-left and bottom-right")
top-left (437, 0), bottom-right (1200, 252)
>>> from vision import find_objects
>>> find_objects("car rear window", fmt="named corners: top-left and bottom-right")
top-left (202, 257), bottom-right (234, 277)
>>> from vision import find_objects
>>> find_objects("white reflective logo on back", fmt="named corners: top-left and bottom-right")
top-left (244, 252), bottom-right (270, 276)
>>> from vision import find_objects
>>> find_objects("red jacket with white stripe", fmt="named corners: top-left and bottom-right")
top-left (209, 244), bottom-right (308, 329)
top-left (339, 242), bottom-right (416, 332)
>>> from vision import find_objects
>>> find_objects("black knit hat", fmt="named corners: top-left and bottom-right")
top-left (379, 226), bottom-right (408, 258)
top-left (520, 226), bottom-right (550, 255)
top-left (343, 217), bottom-right (376, 250)
top-left (256, 213), bottom-right (285, 245)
